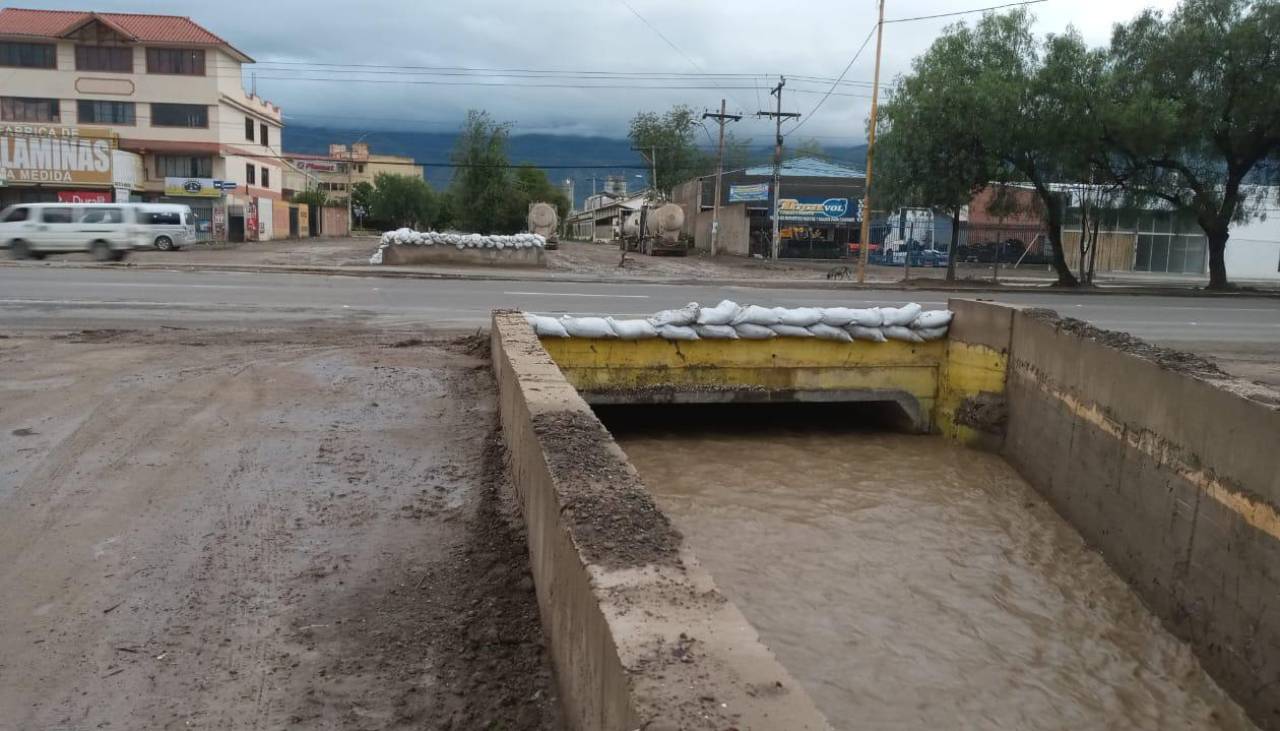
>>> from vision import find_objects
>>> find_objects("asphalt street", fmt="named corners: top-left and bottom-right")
top-left (0, 266), bottom-right (1277, 344)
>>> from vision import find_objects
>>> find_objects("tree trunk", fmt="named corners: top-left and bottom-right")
top-left (1037, 186), bottom-right (1079, 287)
top-left (1206, 225), bottom-right (1230, 290)
top-left (946, 209), bottom-right (960, 282)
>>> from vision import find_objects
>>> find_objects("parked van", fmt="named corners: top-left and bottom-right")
top-left (0, 202), bottom-right (195, 260)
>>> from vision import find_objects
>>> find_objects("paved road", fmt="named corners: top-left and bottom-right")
top-left (1, 267), bottom-right (1278, 343)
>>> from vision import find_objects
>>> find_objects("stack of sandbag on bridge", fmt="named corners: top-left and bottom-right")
top-left (525, 300), bottom-right (953, 343)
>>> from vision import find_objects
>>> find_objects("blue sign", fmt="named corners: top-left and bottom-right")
top-left (728, 183), bottom-right (770, 203)
top-left (776, 196), bottom-right (858, 223)
top-left (213, 180), bottom-right (239, 190)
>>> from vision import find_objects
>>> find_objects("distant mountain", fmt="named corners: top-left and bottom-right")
top-left (282, 124), bottom-right (867, 209)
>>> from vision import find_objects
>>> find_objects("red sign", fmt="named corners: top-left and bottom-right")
top-left (57, 190), bottom-right (111, 203)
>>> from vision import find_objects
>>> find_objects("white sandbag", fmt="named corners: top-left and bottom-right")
top-left (911, 310), bottom-right (954, 330)
top-left (734, 323), bottom-right (777, 339)
top-left (884, 325), bottom-right (924, 343)
top-left (809, 323), bottom-right (854, 342)
top-left (771, 324), bottom-right (815, 338)
top-left (774, 306), bottom-right (824, 328)
top-left (560, 316), bottom-right (616, 338)
top-left (879, 303), bottom-right (923, 327)
top-left (526, 313), bottom-right (570, 338)
top-left (658, 324), bottom-right (700, 341)
top-left (819, 307), bottom-right (861, 327)
top-left (697, 299), bottom-right (740, 326)
top-left (368, 247), bottom-right (384, 265)
top-left (848, 308), bottom-right (883, 327)
top-left (915, 326), bottom-right (948, 341)
top-left (694, 324), bottom-right (739, 340)
top-left (607, 317), bottom-right (657, 340)
top-left (731, 304), bottom-right (780, 326)
top-left (847, 325), bottom-right (888, 343)
top-left (649, 302), bottom-right (700, 327)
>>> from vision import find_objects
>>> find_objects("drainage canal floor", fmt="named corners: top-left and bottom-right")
top-left (602, 405), bottom-right (1256, 731)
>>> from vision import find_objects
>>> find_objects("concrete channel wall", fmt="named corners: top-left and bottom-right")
top-left (382, 244), bottom-right (545, 267)
top-left (491, 312), bottom-right (831, 730)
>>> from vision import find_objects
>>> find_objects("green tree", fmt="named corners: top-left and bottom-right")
top-left (627, 105), bottom-right (711, 194)
top-left (369, 173), bottom-right (436, 229)
top-left (1102, 0), bottom-right (1280, 289)
top-left (513, 165), bottom-right (572, 224)
top-left (449, 109), bottom-right (515, 233)
top-left (350, 181), bottom-right (374, 215)
top-left (292, 189), bottom-right (329, 208)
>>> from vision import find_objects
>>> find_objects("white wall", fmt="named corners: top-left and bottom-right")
top-left (1226, 202), bottom-right (1280, 281)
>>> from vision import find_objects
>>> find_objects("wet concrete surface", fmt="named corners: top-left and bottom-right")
top-left (605, 405), bottom-right (1257, 730)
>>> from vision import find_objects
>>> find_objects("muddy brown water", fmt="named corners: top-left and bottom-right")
top-left (605, 406), bottom-right (1256, 731)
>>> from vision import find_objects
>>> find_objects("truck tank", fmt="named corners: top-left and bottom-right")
top-left (527, 201), bottom-right (559, 248)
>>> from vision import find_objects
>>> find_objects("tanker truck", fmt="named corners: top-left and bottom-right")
top-left (618, 203), bottom-right (688, 256)
top-left (526, 201), bottom-right (559, 249)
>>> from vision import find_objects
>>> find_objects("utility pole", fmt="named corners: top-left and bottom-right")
top-left (757, 77), bottom-right (800, 260)
top-left (857, 0), bottom-right (886, 283)
top-left (703, 99), bottom-right (741, 256)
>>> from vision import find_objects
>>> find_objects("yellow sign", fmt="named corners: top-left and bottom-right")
top-left (163, 177), bottom-right (222, 198)
top-left (0, 125), bottom-right (115, 186)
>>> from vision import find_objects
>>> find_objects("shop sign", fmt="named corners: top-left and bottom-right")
top-left (0, 125), bottom-right (114, 186)
top-left (164, 177), bottom-right (223, 198)
top-left (777, 196), bottom-right (858, 223)
top-left (57, 190), bottom-right (111, 203)
top-left (728, 183), bottom-right (770, 203)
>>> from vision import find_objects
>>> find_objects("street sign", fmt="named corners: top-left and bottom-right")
top-left (213, 180), bottom-right (238, 190)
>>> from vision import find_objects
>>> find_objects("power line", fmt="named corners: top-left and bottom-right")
top-left (884, 0), bottom-right (1048, 23)
top-left (247, 75), bottom-right (878, 97)
top-left (788, 24), bottom-right (878, 138)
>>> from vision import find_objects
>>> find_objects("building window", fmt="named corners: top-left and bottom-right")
top-left (155, 155), bottom-right (212, 178)
top-left (75, 45), bottom-right (133, 72)
top-left (150, 103), bottom-right (207, 128)
top-left (246, 164), bottom-right (256, 186)
top-left (146, 47), bottom-right (205, 75)
top-left (78, 100), bottom-right (135, 125)
top-left (1, 97), bottom-right (60, 122)
top-left (245, 117), bottom-right (254, 141)
top-left (0, 42), bottom-right (56, 69)
top-left (260, 123), bottom-right (268, 148)
top-left (356, 164), bottom-right (365, 173)
top-left (261, 167), bottom-right (270, 189)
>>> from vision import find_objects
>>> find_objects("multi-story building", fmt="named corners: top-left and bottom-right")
top-left (282, 143), bottom-right (424, 200)
top-left (0, 8), bottom-right (283, 241)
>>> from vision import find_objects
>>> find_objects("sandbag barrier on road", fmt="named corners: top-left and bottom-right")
top-left (370, 229), bottom-right (547, 264)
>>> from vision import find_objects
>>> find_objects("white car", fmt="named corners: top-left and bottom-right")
top-left (0, 202), bottom-right (195, 260)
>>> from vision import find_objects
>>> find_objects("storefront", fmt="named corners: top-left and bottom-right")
top-left (0, 124), bottom-right (120, 207)
top-left (157, 176), bottom-right (237, 242)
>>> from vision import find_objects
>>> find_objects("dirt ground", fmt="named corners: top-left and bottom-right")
top-left (0, 328), bottom-right (561, 730)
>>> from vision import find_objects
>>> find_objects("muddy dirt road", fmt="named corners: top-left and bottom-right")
top-left (0, 328), bottom-right (560, 730)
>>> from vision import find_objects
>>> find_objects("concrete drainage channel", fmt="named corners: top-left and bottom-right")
top-left (490, 300), bottom-right (1280, 730)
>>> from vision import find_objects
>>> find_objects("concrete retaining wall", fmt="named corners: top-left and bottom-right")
top-left (1001, 308), bottom-right (1280, 729)
top-left (383, 245), bottom-right (545, 267)
top-left (492, 312), bottom-right (830, 731)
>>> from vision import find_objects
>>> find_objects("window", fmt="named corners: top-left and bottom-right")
top-left (41, 207), bottom-right (73, 224)
top-left (75, 45), bottom-right (132, 72)
top-left (261, 167), bottom-right (270, 189)
top-left (78, 100), bottom-right (135, 125)
top-left (155, 155), bottom-right (212, 178)
top-left (0, 42), bottom-right (55, 69)
top-left (1, 97), bottom-right (60, 122)
top-left (246, 164), bottom-right (256, 186)
top-left (144, 211), bottom-right (181, 225)
top-left (81, 207), bottom-right (123, 224)
top-left (2, 206), bottom-right (29, 223)
top-left (150, 103), bottom-right (207, 128)
top-left (260, 123), bottom-right (268, 147)
top-left (146, 47), bottom-right (205, 75)
top-left (245, 117), bottom-right (254, 141)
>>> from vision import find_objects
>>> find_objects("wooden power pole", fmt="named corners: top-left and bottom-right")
top-left (703, 100), bottom-right (741, 256)
top-left (757, 78), bottom-right (800, 260)
top-left (857, 0), bottom-right (886, 283)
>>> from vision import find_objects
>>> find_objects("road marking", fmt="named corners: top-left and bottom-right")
top-left (503, 291), bottom-right (650, 299)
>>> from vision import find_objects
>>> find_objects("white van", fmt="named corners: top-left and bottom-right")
top-left (0, 202), bottom-right (195, 259)
top-left (134, 203), bottom-right (196, 251)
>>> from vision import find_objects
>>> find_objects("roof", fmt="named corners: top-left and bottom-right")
top-left (0, 8), bottom-right (251, 61)
top-left (744, 156), bottom-right (865, 179)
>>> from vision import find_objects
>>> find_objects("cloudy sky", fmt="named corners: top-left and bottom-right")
top-left (27, 0), bottom-right (1180, 141)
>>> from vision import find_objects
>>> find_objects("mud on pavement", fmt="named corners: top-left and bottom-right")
top-left (0, 327), bottom-right (561, 729)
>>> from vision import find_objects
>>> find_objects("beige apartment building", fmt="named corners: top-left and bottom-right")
top-left (0, 8), bottom-right (283, 241)
top-left (283, 143), bottom-right (424, 199)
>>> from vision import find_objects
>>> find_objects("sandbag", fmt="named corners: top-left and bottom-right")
top-left (879, 303), bottom-right (923, 327)
top-left (911, 310), bottom-right (954, 330)
top-left (650, 302), bottom-right (700, 327)
top-left (915, 326), bottom-right (949, 341)
top-left (526, 313), bottom-right (570, 338)
top-left (696, 299), bottom-right (740, 326)
top-left (847, 325), bottom-right (888, 343)
top-left (658, 324), bottom-right (699, 341)
top-left (694, 324), bottom-right (739, 340)
top-left (731, 304), bottom-right (780, 326)
top-left (774, 306), bottom-right (824, 328)
top-left (848, 308), bottom-right (884, 327)
top-left (560, 316), bottom-right (616, 338)
top-left (884, 325), bottom-right (924, 343)
top-left (819, 307), bottom-right (861, 327)
top-left (607, 317), bottom-right (658, 340)
top-left (809, 323), bottom-right (854, 342)
top-left (771, 324), bottom-right (815, 338)
top-left (734, 323), bottom-right (777, 340)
